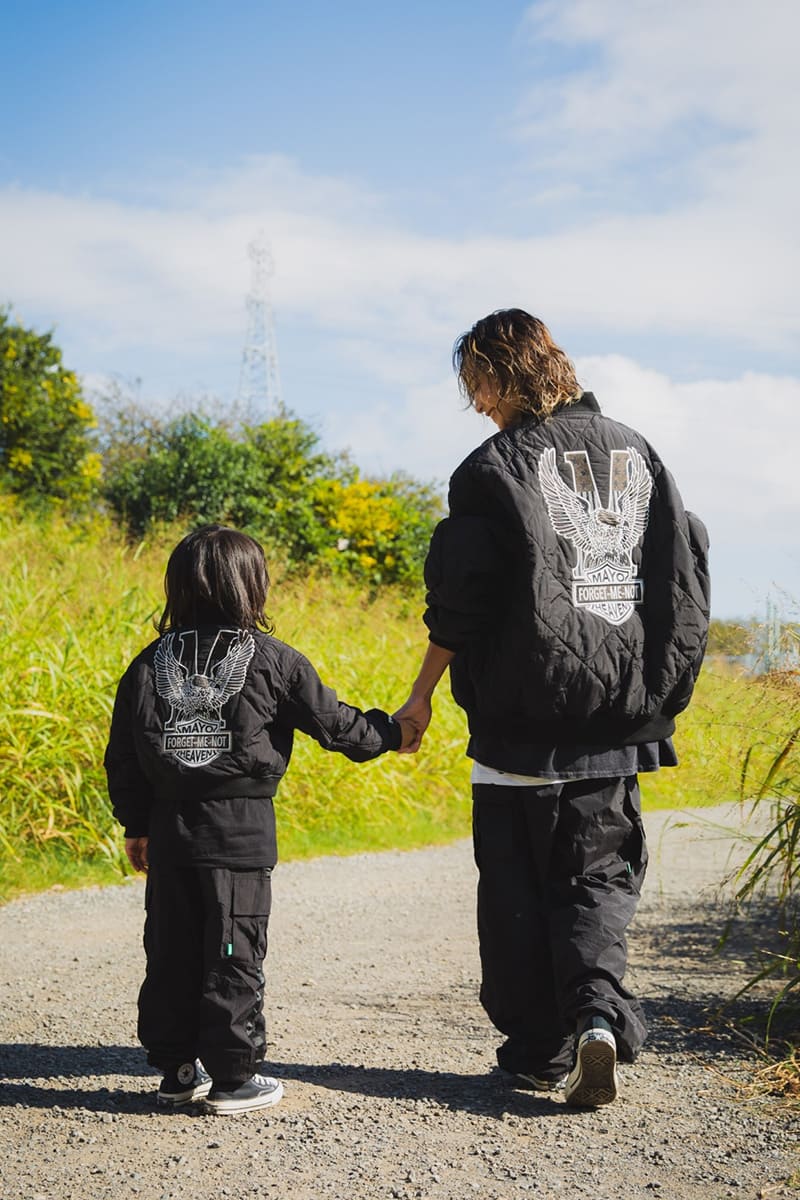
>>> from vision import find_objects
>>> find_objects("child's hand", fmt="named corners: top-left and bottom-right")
top-left (125, 836), bottom-right (149, 873)
top-left (397, 716), bottom-right (421, 753)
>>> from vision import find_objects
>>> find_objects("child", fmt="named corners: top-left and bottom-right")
top-left (105, 524), bottom-right (414, 1115)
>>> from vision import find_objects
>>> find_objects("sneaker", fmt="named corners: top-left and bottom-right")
top-left (515, 1072), bottom-right (568, 1092)
top-left (564, 1027), bottom-right (618, 1107)
top-left (157, 1059), bottom-right (213, 1106)
top-left (203, 1072), bottom-right (284, 1115)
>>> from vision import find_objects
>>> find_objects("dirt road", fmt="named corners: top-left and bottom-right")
top-left (0, 804), bottom-right (796, 1200)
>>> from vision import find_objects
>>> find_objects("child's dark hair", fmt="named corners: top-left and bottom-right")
top-left (158, 525), bottom-right (274, 635)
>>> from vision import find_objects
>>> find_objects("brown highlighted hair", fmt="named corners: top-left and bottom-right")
top-left (158, 524), bottom-right (274, 635)
top-left (453, 308), bottom-right (581, 421)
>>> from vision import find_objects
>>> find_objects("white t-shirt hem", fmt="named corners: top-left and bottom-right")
top-left (471, 761), bottom-right (566, 787)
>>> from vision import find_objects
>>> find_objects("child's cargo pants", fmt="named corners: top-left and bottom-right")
top-left (138, 864), bottom-right (272, 1084)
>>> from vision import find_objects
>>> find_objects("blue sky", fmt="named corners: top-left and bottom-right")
top-left (2, 0), bottom-right (799, 619)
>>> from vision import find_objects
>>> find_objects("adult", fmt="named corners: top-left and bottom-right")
top-left (395, 309), bottom-right (709, 1106)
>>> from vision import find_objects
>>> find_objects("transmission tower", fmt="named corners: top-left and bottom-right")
top-left (237, 234), bottom-right (283, 422)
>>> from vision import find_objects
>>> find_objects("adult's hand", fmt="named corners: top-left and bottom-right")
top-left (394, 642), bottom-right (456, 753)
top-left (125, 836), bottom-right (149, 873)
top-left (393, 695), bottom-right (432, 753)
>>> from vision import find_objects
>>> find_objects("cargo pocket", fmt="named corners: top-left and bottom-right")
top-left (229, 869), bottom-right (272, 964)
top-left (621, 781), bottom-right (648, 893)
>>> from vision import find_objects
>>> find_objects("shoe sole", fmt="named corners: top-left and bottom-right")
top-left (515, 1073), bottom-right (567, 1092)
top-left (203, 1081), bottom-right (284, 1114)
top-left (565, 1041), bottom-right (618, 1107)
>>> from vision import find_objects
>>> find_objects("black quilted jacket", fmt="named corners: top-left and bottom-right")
top-left (104, 628), bottom-right (401, 867)
top-left (424, 394), bottom-right (710, 765)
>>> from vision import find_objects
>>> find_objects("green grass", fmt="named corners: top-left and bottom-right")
top-left (0, 504), bottom-right (472, 902)
top-left (0, 843), bottom-right (132, 899)
top-left (640, 660), bottom-right (800, 812)
top-left (2, 501), bottom-right (798, 908)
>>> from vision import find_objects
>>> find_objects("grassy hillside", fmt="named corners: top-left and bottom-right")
top-left (1, 503), bottom-right (797, 902)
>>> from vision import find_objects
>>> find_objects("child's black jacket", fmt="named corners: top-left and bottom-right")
top-left (104, 627), bottom-right (400, 868)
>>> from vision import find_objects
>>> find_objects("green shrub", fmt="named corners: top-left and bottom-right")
top-left (101, 409), bottom-right (443, 585)
top-left (0, 310), bottom-right (100, 506)
top-left (104, 413), bottom-right (252, 535)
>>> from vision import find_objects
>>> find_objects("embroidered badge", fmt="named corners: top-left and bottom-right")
top-left (177, 1062), bottom-right (196, 1085)
top-left (154, 629), bottom-right (255, 767)
top-left (538, 445), bottom-right (653, 626)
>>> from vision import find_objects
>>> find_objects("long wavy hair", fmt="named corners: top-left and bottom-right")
top-left (453, 308), bottom-right (581, 422)
top-left (158, 525), bottom-right (274, 635)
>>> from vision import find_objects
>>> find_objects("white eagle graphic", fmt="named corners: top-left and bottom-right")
top-left (154, 629), bottom-right (255, 765)
top-left (538, 445), bottom-right (652, 625)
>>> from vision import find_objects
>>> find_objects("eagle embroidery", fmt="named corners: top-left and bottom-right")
top-left (538, 445), bottom-right (652, 626)
top-left (154, 629), bottom-right (255, 766)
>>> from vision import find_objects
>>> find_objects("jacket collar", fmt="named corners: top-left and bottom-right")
top-left (556, 393), bottom-right (599, 417)
top-left (515, 391), bottom-right (601, 431)
top-left (570, 391), bottom-right (601, 414)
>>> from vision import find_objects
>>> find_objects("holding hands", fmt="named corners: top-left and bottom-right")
top-left (393, 642), bottom-right (455, 754)
top-left (393, 697), bottom-right (432, 754)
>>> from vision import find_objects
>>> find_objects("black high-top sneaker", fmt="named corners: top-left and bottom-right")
top-left (157, 1059), bottom-right (213, 1106)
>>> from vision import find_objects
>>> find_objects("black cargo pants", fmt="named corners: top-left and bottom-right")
top-left (472, 775), bottom-right (648, 1080)
top-left (138, 864), bottom-right (272, 1085)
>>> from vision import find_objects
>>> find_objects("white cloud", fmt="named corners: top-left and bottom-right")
top-left (3, 3), bottom-right (800, 365)
top-left (519, 0), bottom-right (800, 182)
top-left (512, 1), bottom-right (800, 355)
top-left (1, 164), bottom-right (797, 365)
top-left (322, 374), bottom-right (489, 487)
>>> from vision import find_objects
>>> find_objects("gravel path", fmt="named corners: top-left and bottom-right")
top-left (0, 803), bottom-right (797, 1200)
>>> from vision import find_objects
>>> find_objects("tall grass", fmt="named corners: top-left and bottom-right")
top-left (0, 504), bottom-right (471, 901)
top-left (726, 682), bottom-right (800, 1065)
top-left (2, 503), bottom-right (798, 908)
top-left (2, 505), bottom-right (163, 894)
top-left (639, 659), bottom-right (800, 811)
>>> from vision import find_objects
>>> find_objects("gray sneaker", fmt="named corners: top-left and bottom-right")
top-left (203, 1072), bottom-right (284, 1114)
top-left (515, 1072), bottom-right (568, 1092)
top-left (564, 1028), bottom-right (618, 1107)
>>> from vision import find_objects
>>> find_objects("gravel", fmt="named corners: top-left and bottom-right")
top-left (0, 803), bottom-right (797, 1200)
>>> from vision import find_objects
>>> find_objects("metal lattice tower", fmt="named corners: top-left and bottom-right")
top-left (237, 233), bottom-right (283, 422)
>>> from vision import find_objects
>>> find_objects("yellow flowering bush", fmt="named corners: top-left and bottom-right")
top-left (315, 474), bottom-right (443, 586)
top-left (0, 310), bottom-right (101, 508)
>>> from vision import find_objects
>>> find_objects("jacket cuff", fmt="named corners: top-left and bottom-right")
top-left (387, 716), bottom-right (403, 751)
top-left (124, 827), bottom-right (149, 839)
top-left (428, 633), bottom-right (463, 653)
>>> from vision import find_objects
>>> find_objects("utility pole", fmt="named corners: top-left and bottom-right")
top-left (237, 233), bottom-right (282, 423)
top-left (764, 594), bottom-right (781, 673)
